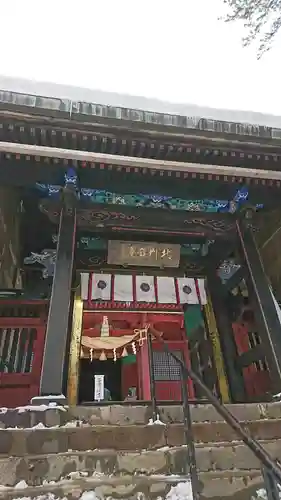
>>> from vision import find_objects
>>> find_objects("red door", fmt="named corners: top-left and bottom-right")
top-left (152, 340), bottom-right (194, 401)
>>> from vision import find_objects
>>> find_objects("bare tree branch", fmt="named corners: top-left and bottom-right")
top-left (222, 0), bottom-right (281, 57)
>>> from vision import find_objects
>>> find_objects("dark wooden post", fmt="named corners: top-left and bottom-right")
top-left (32, 168), bottom-right (78, 405)
top-left (207, 271), bottom-right (246, 402)
top-left (237, 220), bottom-right (281, 393)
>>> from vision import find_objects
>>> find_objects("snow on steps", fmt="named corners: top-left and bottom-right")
top-left (1, 403), bottom-right (281, 498)
top-left (0, 444), bottom-right (278, 486)
top-left (1, 420), bottom-right (281, 456)
top-left (0, 443), bottom-right (278, 498)
top-left (1, 402), bottom-right (281, 428)
top-left (0, 472), bottom-right (265, 500)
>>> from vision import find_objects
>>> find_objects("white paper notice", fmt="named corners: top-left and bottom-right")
top-left (94, 374), bottom-right (104, 401)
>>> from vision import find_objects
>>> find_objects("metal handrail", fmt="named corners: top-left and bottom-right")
top-left (148, 330), bottom-right (281, 498)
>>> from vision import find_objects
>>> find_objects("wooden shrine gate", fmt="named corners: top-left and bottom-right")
top-left (0, 300), bottom-right (48, 407)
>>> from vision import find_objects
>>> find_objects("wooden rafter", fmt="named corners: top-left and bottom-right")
top-left (1, 141), bottom-right (281, 182)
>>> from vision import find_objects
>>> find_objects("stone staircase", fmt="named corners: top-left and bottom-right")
top-left (0, 402), bottom-right (281, 499)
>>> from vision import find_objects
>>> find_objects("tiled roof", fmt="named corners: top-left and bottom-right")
top-left (0, 74), bottom-right (281, 140)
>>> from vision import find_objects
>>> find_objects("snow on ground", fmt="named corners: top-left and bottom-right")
top-left (6, 483), bottom-right (281, 500)
top-left (0, 481), bottom-right (195, 500)
top-left (12, 483), bottom-right (194, 499)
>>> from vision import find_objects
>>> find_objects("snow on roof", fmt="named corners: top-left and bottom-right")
top-left (0, 74), bottom-right (281, 131)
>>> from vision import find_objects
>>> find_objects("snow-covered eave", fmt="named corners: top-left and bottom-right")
top-left (0, 75), bottom-right (281, 144)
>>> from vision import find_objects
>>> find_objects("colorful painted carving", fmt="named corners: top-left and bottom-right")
top-left (24, 250), bottom-right (57, 278)
top-left (36, 183), bottom-right (262, 213)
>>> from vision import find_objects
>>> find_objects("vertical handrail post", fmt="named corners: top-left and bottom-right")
top-left (262, 465), bottom-right (280, 500)
top-left (180, 364), bottom-right (201, 500)
top-left (147, 331), bottom-right (158, 421)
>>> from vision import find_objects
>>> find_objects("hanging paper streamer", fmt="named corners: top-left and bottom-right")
top-left (157, 277), bottom-right (177, 303)
top-left (82, 273), bottom-right (207, 305)
top-left (121, 347), bottom-right (128, 357)
top-left (91, 274), bottom-right (111, 301)
top-left (99, 350), bottom-right (107, 361)
top-left (114, 275), bottom-right (133, 302)
top-left (178, 278), bottom-right (199, 304)
top-left (135, 275), bottom-right (156, 302)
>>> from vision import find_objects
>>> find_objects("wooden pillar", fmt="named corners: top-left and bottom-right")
top-left (204, 292), bottom-right (230, 403)
top-left (207, 271), bottom-right (246, 402)
top-left (67, 291), bottom-right (83, 405)
top-left (37, 206), bottom-right (77, 402)
top-left (237, 220), bottom-right (281, 393)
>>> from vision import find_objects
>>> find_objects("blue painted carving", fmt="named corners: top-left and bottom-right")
top-left (64, 167), bottom-right (78, 188)
top-left (79, 189), bottom-right (231, 212)
top-left (36, 182), bottom-right (263, 213)
top-left (24, 250), bottom-right (57, 278)
top-left (234, 186), bottom-right (248, 203)
top-left (217, 187), bottom-right (263, 214)
top-left (218, 260), bottom-right (241, 283)
top-left (36, 183), bottom-right (61, 198)
top-left (36, 167), bottom-right (80, 201)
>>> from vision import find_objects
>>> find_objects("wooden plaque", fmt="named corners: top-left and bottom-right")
top-left (107, 240), bottom-right (180, 268)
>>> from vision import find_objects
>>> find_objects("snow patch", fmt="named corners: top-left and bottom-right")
top-left (0, 478), bottom-right (194, 500)
top-left (80, 493), bottom-right (99, 500)
top-left (17, 404), bottom-right (66, 413)
top-left (251, 486), bottom-right (281, 499)
top-left (273, 393), bottom-right (281, 400)
top-left (147, 414), bottom-right (166, 426)
top-left (166, 482), bottom-right (193, 499)
top-left (14, 480), bottom-right (28, 489)
top-left (31, 394), bottom-right (66, 401)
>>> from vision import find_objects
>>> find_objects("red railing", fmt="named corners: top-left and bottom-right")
top-left (232, 322), bottom-right (272, 399)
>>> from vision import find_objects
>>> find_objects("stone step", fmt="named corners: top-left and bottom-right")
top-left (1, 401), bottom-right (281, 428)
top-left (0, 471), bottom-right (265, 499)
top-left (0, 442), bottom-right (280, 487)
top-left (1, 420), bottom-right (281, 455)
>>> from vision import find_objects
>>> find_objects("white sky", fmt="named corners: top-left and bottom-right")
top-left (1, 0), bottom-right (280, 115)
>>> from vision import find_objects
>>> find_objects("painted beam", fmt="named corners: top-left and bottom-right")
top-left (40, 200), bottom-right (237, 239)
top-left (1, 141), bottom-right (281, 181)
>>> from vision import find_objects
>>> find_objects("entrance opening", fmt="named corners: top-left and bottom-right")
top-left (78, 358), bottom-right (122, 403)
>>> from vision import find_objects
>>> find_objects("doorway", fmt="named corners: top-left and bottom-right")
top-left (78, 358), bottom-right (122, 403)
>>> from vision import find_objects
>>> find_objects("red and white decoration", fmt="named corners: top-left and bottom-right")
top-left (81, 273), bottom-right (207, 305)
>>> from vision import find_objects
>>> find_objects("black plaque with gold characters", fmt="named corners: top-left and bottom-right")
top-left (107, 240), bottom-right (180, 268)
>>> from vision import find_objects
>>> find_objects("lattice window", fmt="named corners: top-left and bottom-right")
top-left (0, 327), bottom-right (37, 373)
top-left (152, 350), bottom-right (183, 381)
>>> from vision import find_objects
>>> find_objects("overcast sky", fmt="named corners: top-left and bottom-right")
top-left (1, 0), bottom-right (280, 115)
